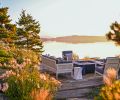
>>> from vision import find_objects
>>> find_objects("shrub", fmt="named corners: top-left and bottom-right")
top-left (72, 53), bottom-right (79, 61)
top-left (95, 68), bottom-right (120, 100)
top-left (0, 45), bottom-right (13, 64)
top-left (0, 58), bottom-right (60, 100)
top-left (12, 48), bottom-right (40, 64)
top-left (0, 47), bottom-right (60, 100)
top-left (88, 86), bottom-right (102, 99)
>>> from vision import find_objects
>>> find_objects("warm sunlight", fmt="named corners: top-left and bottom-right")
top-left (0, 0), bottom-right (120, 100)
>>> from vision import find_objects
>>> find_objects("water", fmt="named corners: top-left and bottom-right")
top-left (43, 42), bottom-right (120, 59)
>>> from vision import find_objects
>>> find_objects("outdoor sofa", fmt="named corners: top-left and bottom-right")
top-left (41, 55), bottom-right (73, 79)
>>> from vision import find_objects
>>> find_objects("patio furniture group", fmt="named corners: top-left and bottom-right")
top-left (41, 55), bottom-right (120, 79)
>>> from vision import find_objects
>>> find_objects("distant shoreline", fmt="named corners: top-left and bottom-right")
top-left (41, 35), bottom-right (107, 44)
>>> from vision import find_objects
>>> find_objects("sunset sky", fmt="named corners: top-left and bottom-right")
top-left (2, 0), bottom-right (120, 37)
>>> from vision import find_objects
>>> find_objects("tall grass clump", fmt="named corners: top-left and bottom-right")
top-left (95, 68), bottom-right (120, 100)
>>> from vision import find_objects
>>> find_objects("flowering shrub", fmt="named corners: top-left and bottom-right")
top-left (31, 74), bottom-right (60, 100)
top-left (95, 68), bottom-right (120, 100)
top-left (12, 49), bottom-right (40, 65)
top-left (0, 58), bottom-right (60, 100)
top-left (0, 48), bottom-right (40, 69)
top-left (0, 47), bottom-right (60, 100)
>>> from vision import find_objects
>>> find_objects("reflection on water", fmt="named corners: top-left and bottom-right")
top-left (43, 42), bottom-right (120, 58)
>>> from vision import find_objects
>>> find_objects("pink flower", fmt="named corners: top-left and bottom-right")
top-left (18, 64), bottom-right (24, 69)
top-left (2, 83), bottom-right (9, 92)
top-left (0, 75), bottom-right (4, 79)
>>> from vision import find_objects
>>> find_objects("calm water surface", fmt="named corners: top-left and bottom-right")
top-left (43, 42), bottom-right (120, 59)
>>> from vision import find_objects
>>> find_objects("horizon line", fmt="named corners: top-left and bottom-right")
top-left (41, 34), bottom-right (106, 38)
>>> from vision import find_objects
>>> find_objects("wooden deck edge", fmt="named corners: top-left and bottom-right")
top-left (55, 87), bottom-right (94, 99)
top-left (58, 83), bottom-right (103, 91)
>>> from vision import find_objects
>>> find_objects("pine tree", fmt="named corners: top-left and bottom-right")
top-left (0, 7), bottom-right (16, 45)
top-left (16, 10), bottom-right (43, 54)
top-left (0, 7), bottom-right (16, 63)
top-left (106, 21), bottom-right (120, 45)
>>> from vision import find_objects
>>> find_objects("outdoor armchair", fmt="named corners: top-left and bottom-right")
top-left (95, 57), bottom-right (120, 78)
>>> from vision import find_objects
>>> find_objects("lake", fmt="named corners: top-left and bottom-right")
top-left (43, 42), bottom-right (120, 59)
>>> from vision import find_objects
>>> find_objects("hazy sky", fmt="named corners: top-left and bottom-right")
top-left (2, 0), bottom-right (120, 37)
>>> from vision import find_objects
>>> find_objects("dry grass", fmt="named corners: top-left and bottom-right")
top-left (31, 89), bottom-right (52, 100)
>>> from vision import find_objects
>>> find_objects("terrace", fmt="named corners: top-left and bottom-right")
top-left (41, 51), bottom-right (120, 99)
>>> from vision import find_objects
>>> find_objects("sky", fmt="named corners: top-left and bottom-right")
top-left (1, 0), bottom-right (120, 37)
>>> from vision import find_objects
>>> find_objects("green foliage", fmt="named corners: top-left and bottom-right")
top-left (0, 7), bottom-right (17, 44)
top-left (95, 81), bottom-right (120, 100)
top-left (88, 86), bottom-right (102, 99)
top-left (6, 67), bottom-right (40, 100)
top-left (0, 45), bottom-right (13, 63)
top-left (12, 49), bottom-right (40, 64)
top-left (0, 50), bottom-right (11, 63)
top-left (16, 10), bottom-right (43, 54)
top-left (0, 7), bottom-right (11, 24)
top-left (106, 21), bottom-right (120, 45)
top-left (0, 48), bottom-right (59, 100)
top-left (5, 62), bottom-right (59, 100)
top-left (0, 7), bottom-right (59, 100)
